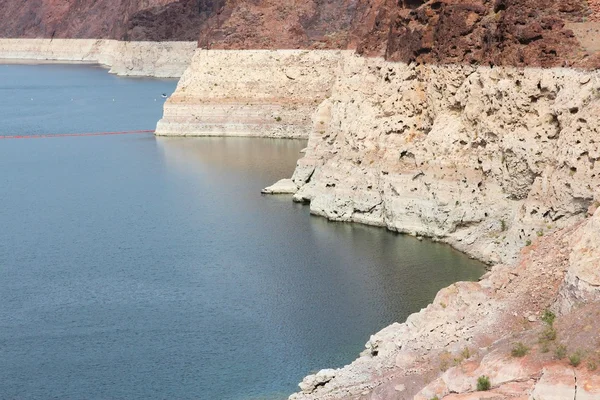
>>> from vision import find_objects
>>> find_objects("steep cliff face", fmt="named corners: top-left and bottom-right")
top-left (191, 0), bottom-right (600, 68)
top-left (292, 53), bottom-right (600, 265)
top-left (0, 0), bottom-right (214, 41)
top-left (3, 0), bottom-right (598, 69)
top-left (357, 0), bottom-right (600, 68)
top-left (196, 0), bottom-right (382, 49)
top-left (155, 49), bottom-right (345, 137)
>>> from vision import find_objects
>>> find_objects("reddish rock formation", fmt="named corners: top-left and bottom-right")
top-left (196, 0), bottom-right (379, 50)
top-left (1, 0), bottom-right (599, 67)
top-left (0, 0), bottom-right (212, 41)
top-left (372, 0), bottom-right (600, 68)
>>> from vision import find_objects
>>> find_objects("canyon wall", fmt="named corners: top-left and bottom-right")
top-left (0, 0), bottom-right (214, 41)
top-left (281, 50), bottom-right (600, 400)
top-left (155, 49), bottom-right (347, 137)
top-left (0, 39), bottom-right (196, 77)
top-left (290, 54), bottom-right (600, 265)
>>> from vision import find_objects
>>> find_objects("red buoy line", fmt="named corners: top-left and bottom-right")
top-left (0, 130), bottom-right (155, 139)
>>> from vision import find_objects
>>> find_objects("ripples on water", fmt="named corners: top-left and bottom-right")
top-left (0, 64), bottom-right (485, 399)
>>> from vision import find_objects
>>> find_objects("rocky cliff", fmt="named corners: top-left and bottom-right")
top-left (279, 52), bottom-right (600, 399)
top-left (196, 0), bottom-right (600, 69)
top-left (0, 0), bottom-right (215, 41)
top-left (154, 49), bottom-right (345, 137)
top-left (0, 39), bottom-right (196, 77)
top-left (291, 54), bottom-right (600, 265)
top-left (2, 0), bottom-right (599, 69)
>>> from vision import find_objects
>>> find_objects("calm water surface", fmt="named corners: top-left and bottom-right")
top-left (0, 64), bottom-right (485, 399)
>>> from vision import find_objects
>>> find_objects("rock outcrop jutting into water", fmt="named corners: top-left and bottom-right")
top-left (1, 0), bottom-right (600, 398)
top-left (154, 50), bottom-right (345, 137)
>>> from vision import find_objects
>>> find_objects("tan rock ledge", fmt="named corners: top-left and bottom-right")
top-left (261, 179), bottom-right (298, 195)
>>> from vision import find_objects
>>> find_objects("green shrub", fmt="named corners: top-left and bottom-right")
top-left (569, 351), bottom-right (582, 367)
top-left (539, 326), bottom-right (557, 342)
top-left (461, 347), bottom-right (471, 360)
top-left (540, 342), bottom-right (550, 353)
top-left (525, 239), bottom-right (532, 246)
top-left (511, 342), bottom-right (529, 357)
top-left (541, 310), bottom-right (556, 326)
top-left (477, 375), bottom-right (491, 391)
top-left (500, 219), bottom-right (507, 231)
top-left (430, 396), bottom-right (440, 400)
top-left (274, 116), bottom-right (282, 122)
top-left (555, 344), bottom-right (567, 360)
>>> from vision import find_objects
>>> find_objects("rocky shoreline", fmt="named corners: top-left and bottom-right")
top-left (2, 6), bottom-right (599, 396)
top-left (240, 51), bottom-right (599, 399)
top-left (0, 39), bottom-right (196, 77)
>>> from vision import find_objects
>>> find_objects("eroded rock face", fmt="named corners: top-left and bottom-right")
top-left (292, 54), bottom-right (600, 264)
top-left (197, 0), bottom-right (381, 50)
top-left (0, 0), bottom-right (210, 41)
top-left (370, 0), bottom-right (600, 68)
top-left (192, 0), bottom-right (600, 68)
top-left (155, 49), bottom-right (347, 138)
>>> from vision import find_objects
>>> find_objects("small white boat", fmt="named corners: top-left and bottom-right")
top-left (161, 93), bottom-right (167, 98)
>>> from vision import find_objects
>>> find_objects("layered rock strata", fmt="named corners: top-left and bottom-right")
top-left (0, 39), bottom-right (196, 77)
top-left (155, 49), bottom-right (348, 138)
top-left (291, 53), bottom-right (600, 265)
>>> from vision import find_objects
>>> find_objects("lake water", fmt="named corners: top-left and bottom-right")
top-left (0, 64), bottom-right (485, 399)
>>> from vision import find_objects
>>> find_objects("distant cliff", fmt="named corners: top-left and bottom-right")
top-left (0, 0), bottom-right (218, 41)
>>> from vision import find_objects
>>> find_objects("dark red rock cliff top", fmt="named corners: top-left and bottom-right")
top-left (0, 0), bottom-right (219, 41)
top-left (1, 0), bottom-right (599, 68)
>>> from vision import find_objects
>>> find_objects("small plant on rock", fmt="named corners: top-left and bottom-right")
top-left (477, 375), bottom-right (491, 391)
top-left (461, 347), bottom-right (471, 360)
top-left (525, 239), bottom-right (532, 246)
top-left (541, 309), bottom-right (556, 326)
top-left (588, 360), bottom-right (597, 371)
top-left (430, 396), bottom-right (440, 400)
top-left (555, 344), bottom-right (567, 360)
top-left (511, 342), bottom-right (529, 357)
top-left (539, 326), bottom-right (557, 342)
top-left (500, 219), bottom-right (507, 231)
top-left (569, 351), bottom-right (583, 367)
top-left (439, 351), bottom-right (452, 372)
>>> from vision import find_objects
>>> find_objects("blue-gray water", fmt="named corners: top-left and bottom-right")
top-left (0, 64), bottom-right (485, 399)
